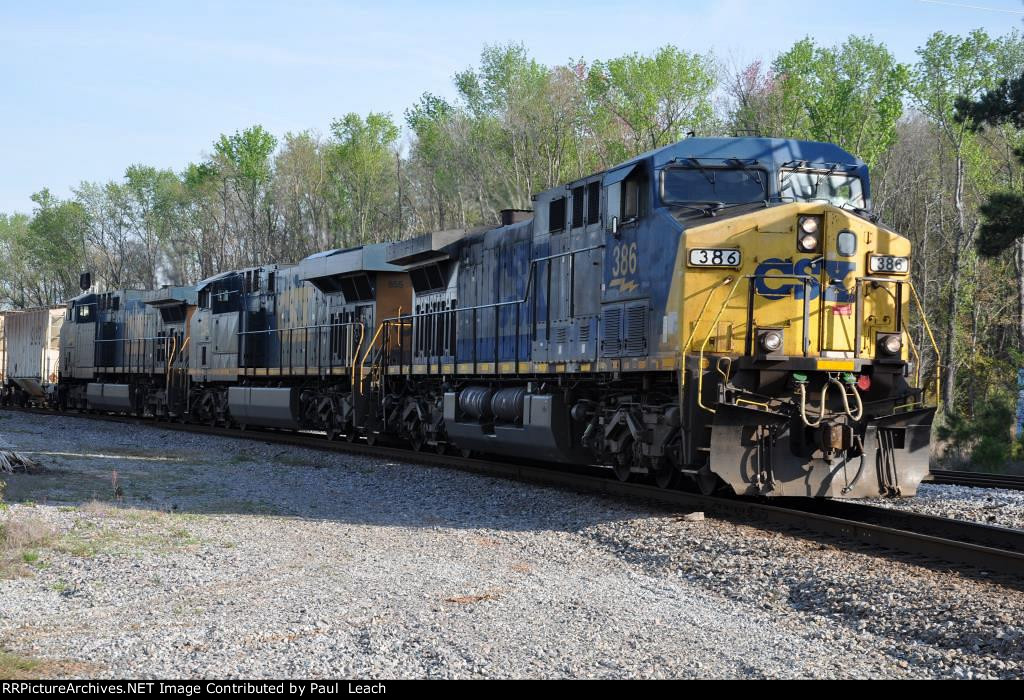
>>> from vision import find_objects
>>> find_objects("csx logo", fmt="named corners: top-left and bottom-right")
top-left (754, 258), bottom-right (856, 301)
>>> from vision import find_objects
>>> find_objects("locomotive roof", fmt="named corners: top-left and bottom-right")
top-left (546, 136), bottom-right (870, 197)
top-left (297, 242), bottom-right (404, 284)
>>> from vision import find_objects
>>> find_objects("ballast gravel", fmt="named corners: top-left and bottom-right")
top-left (0, 410), bottom-right (1021, 679)
top-left (868, 482), bottom-right (1024, 531)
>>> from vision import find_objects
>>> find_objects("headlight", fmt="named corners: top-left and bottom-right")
top-left (759, 329), bottom-right (783, 353)
top-left (797, 216), bottom-right (822, 252)
top-left (878, 333), bottom-right (902, 356)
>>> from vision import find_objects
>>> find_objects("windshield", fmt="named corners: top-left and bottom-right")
top-left (780, 169), bottom-right (865, 208)
top-left (661, 166), bottom-right (768, 205)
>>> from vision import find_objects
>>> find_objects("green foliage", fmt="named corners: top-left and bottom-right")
top-left (975, 191), bottom-right (1024, 257)
top-left (911, 30), bottom-right (999, 141)
top-left (214, 125), bottom-right (278, 184)
top-left (585, 45), bottom-right (717, 161)
top-left (327, 112), bottom-right (400, 244)
top-left (939, 395), bottom-right (1015, 469)
top-left (772, 36), bottom-right (908, 166)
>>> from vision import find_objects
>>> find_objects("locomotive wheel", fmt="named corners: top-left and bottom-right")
top-left (434, 442), bottom-right (448, 456)
top-left (651, 458), bottom-right (679, 490)
top-left (407, 421), bottom-right (426, 452)
top-left (366, 432), bottom-right (378, 447)
top-left (345, 427), bottom-right (358, 443)
top-left (694, 466), bottom-right (723, 496)
top-left (612, 460), bottom-right (631, 482)
top-left (459, 448), bottom-right (474, 459)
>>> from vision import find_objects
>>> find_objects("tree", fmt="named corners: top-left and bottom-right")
top-left (584, 45), bottom-right (717, 164)
top-left (123, 165), bottom-right (179, 287)
top-left (18, 190), bottom-right (88, 305)
top-left (770, 36), bottom-right (908, 166)
top-left (406, 93), bottom-right (460, 230)
top-left (327, 113), bottom-right (400, 245)
top-left (273, 131), bottom-right (333, 260)
top-left (213, 125), bottom-right (278, 265)
top-left (909, 29), bottom-right (999, 408)
top-left (956, 36), bottom-right (1024, 351)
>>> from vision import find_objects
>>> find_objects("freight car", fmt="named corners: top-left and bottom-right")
top-left (34, 135), bottom-right (935, 500)
top-left (0, 307), bottom-right (64, 406)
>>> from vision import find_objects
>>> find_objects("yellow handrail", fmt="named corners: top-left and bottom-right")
top-left (165, 335), bottom-right (177, 377)
top-left (357, 322), bottom-right (387, 393)
top-left (697, 276), bottom-right (744, 413)
top-left (350, 321), bottom-right (366, 385)
top-left (908, 281), bottom-right (942, 407)
top-left (679, 277), bottom-right (734, 400)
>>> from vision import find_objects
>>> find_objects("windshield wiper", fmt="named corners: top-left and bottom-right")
top-left (840, 201), bottom-right (877, 222)
top-left (671, 200), bottom-right (726, 217)
top-left (812, 163), bottom-right (841, 198)
top-left (726, 158), bottom-right (765, 188)
top-left (713, 199), bottom-right (769, 212)
top-left (685, 158), bottom-right (716, 186)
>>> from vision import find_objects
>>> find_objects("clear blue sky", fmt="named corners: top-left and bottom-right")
top-left (1, 0), bottom-right (1020, 214)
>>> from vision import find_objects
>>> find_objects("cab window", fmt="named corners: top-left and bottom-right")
top-left (780, 168), bottom-right (865, 209)
top-left (621, 171), bottom-right (648, 221)
top-left (661, 165), bottom-right (767, 205)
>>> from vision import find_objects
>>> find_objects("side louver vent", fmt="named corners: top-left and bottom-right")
top-left (601, 306), bottom-right (622, 356)
top-left (624, 303), bottom-right (648, 356)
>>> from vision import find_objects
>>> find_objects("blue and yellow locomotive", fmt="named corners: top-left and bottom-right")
top-left (374, 137), bottom-right (937, 498)
top-left (50, 136), bottom-right (935, 499)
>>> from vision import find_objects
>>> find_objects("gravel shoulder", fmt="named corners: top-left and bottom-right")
top-left (0, 410), bottom-right (1021, 679)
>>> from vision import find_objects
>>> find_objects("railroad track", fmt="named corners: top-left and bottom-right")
top-left (927, 469), bottom-right (1024, 492)
top-left (4, 406), bottom-right (1024, 581)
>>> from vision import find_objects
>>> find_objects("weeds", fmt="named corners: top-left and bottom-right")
top-left (0, 513), bottom-right (55, 577)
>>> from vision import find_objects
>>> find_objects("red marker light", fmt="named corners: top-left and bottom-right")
top-left (856, 374), bottom-right (871, 392)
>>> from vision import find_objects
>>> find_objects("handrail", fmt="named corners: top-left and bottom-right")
top-left (357, 322), bottom-right (387, 393)
top-left (679, 277), bottom-right (733, 402)
top-left (854, 276), bottom-right (941, 407)
top-left (165, 334), bottom-right (177, 378)
top-left (908, 281), bottom-right (942, 408)
top-left (351, 321), bottom-right (366, 385)
top-left (375, 244), bottom-right (605, 326)
top-left (697, 276), bottom-right (744, 413)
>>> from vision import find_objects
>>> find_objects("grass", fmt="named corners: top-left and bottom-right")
top-left (0, 650), bottom-right (42, 678)
top-left (0, 514), bottom-right (55, 578)
top-left (0, 649), bottom-right (95, 679)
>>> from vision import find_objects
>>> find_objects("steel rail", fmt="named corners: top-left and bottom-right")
top-left (927, 469), bottom-right (1024, 492)
top-left (3, 406), bottom-right (1024, 580)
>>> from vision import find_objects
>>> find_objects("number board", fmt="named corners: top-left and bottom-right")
top-left (868, 255), bottom-right (909, 274)
top-left (688, 248), bottom-right (741, 268)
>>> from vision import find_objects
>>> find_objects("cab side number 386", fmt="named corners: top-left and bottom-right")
top-left (688, 248), bottom-right (741, 267)
top-left (612, 242), bottom-right (638, 276)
